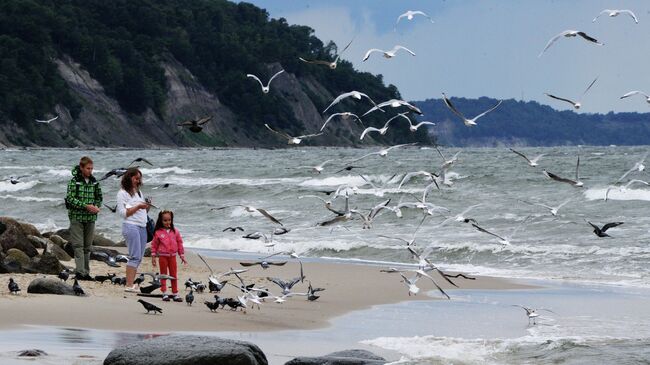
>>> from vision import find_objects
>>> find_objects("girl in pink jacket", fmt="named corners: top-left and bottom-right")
top-left (150, 210), bottom-right (187, 302)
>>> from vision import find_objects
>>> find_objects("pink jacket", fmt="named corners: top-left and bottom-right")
top-left (150, 228), bottom-right (185, 257)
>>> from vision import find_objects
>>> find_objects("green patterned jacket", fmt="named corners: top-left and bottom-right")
top-left (65, 165), bottom-right (103, 223)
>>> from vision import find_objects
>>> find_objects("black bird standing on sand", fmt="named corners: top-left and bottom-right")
top-left (204, 300), bottom-right (219, 312)
top-left (587, 221), bottom-right (624, 237)
top-left (94, 273), bottom-right (116, 283)
top-left (72, 279), bottom-right (85, 296)
top-left (8, 278), bottom-right (20, 294)
top-left (138, 299), bottom-right (163, 314)
top-left (58, 269), bottom-right (71, 282)
top-left (186, 290), bottom-right (194, 306)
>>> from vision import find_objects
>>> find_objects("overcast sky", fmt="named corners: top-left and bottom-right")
top-left (243, 0), bottom-right (650, 114)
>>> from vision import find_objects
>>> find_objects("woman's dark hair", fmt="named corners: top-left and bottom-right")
top-left (154, 210), bottom-right (175, 232)
top-left (120, 168), bottom-right (142, 195)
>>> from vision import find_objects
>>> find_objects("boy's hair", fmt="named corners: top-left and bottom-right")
top-left (120, 168), bottom-right (142, 194)
top-left (79, 156), bottom-right (93, 167)
top-left (154, 210), bottom-right (175, 232)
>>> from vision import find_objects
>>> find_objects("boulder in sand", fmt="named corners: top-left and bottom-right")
top-left (104, 335), bottom-right (268, 365)
top-left (0, 217), bottom-right (38, 257)
top-left (284, 349), bottom-right (387, 365)
top-left (30, 252), bottom-right (64, 275)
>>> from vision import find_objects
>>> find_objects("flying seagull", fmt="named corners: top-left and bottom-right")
top-left (247, 69), bottom-right (285, 94)
top-left (359, 113), bottom-right (408, 140)
top-left (509, 148), bottom-right (545, 167)
top-left (545, 77), bottom-right (598, 110)
top-left (542, 157), bottom-right (583, 187)
top-left (471, 216), bottom-right (530, 246)
top-left (395, 10), bottom-right (434, 29)
top-left (35, 116), bottom-right (58, 124)
top-left (212, 204), bottom-right (283, 226)
top-left (363, 99), bottom-right (423, 116)
top-left (521, 198), bottom-right (572, 216)
top-left (8, 175), bottom-right (28, 184)
top-left (605, 179), bottom-right (649, 201)
top-left (442, 93), bottom-right (502, 127)
top-left (615, 152), bottom-right (647, 183)
top-left (512, 305), bottom-right (555, 325)
top-left (593, 9), bottom-right (638, 24)
top-left (620, 91), bottom-right (650, 104)
top-left (319, 112), bottom-right (363, 132)
top-left (264, 124), bottom-right (322, 145)
top-left (296, 159), bottom-right (339, 174)
top-left (363, 45), bottom-right (416, 62)
top-left (539, 30), bottom-right (603, 57)
top-left (323, 91), bottom-right (380, 113)
top-left (587, 221), bottom-right (624, 237)
top-left (347, 143), bottom-right (417, 163)
top-left (178, 116), bottom-right (212, 133)
top-left (299, 37), bottom-right (354, 69)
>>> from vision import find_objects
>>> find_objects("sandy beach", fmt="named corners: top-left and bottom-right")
top-left (0, 249), bottom-right (534, 333)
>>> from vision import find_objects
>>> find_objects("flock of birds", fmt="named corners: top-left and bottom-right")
top-left (10, 7), bottom-right (649, 326)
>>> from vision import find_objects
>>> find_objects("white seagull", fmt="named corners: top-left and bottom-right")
top-left (395, 10), bottom-right (434, 29)
top-left (593, 9), bottom-right (638, 24)
top-left (509, 148), bottom-right (545, 167)
top-left (299, 37), bottom-right (354, 69)
top-left (605, 179), bottom-right (649, 201)
top-left (348, 143), bottom-right (417, 163)
top-left (359, 113), bottom-right (407, 140)
top-left (545, 77), bottom-right (598, 110)
top-left (246, 70), bottom-right (285, 93)
top-left (471, 216), bottom-right (531, 246)
top-left (35, 116), bottom-right (59, 124)
top-left (539, 30), bottom-right (603, 57)
top-left (442, 93), bottom-right (502, 127)
top-left (323, 90), bottom-right (380, 113)
top-left (362, 99), bottom-right (422, 117)
top-left (521, 198), bottom-right (572, 216)
top-left (620, 91), bottom-right (650, 104)
top-left (542, 157), bottom-right (583, 187)
top-left (211, 204), bottom-right (283, 226)
top-left (264, 124), bottom-right (322, 145)
top-left (363, 45), bottom-right (416, 62)
top-left (296, 159), bottom-right (339, 174)
top-left (320, 112), bottom-right (363, 132)
top-left (615, 152), bottom-right (647, 183)
top-left (512, 305), bottom-right (556, 325)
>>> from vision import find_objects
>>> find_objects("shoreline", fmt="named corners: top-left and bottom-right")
top-left (0, 249), bottom-right (536, 333)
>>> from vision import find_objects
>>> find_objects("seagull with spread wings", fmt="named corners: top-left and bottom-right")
top-left (247, 70), bottom-right (285, 94)
top-left (359, 113), bottom-right (408, 140)
top-left (178, 116), bottom-right (212, 133)
top-left (320, 112), bottom-right (363, 132)
top-left (323, 91), bottom-right (380, 113)
top-left (35, 115), bottom-right (58, 124)
top-left (620, 91), bottom-right (650, 104)
top-left (542, 157), bottom-right (583, 187)
top-left (512, 305), bottom-right (556, 325)
top-left (539, 30), bottom-right (603, 57)
top-left (363, 45), bottom-right (416, 62)
top-left (347, 143), bottom-right (417, 163)
top-left (593, 9), bottom-right (638, 24)
top-left (605, 179), bottom-right (649, 201)
top-left (395, 10), bottom-right (434, 30)
top-left (545, 77), bottom-right (598, 110)
top-left (211, 204), bottom-right (283, 226)
top-left (362, 99), bottom-right (422, 116)
top-left (300, 37), bottom-right (354, 69)
top-left (442, 93), bottom-right (502, 127)
top-left (509, 148), bottom-right (545, 167)
top-left (264, 124), bottom-right (322, 145)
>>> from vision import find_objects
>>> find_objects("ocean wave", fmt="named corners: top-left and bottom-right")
top-left (300, 175), bottom-right (367, 187)
top-left (0, 180), bottom-right (38, 192)
top-left (158, 176), bottom-right (302, 187)
top-left (0, 194), bottom-right (60, 202)
top-left (45, 169), bottom-right (72, 177)
top-left (140, 167), bottom-right (194, 175)
top-left (584, 187), bottom-right (650, 201)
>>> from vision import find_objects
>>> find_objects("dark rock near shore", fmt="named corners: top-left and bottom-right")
top-left (30, 252), bottom-right (65, 274)
top-left (27, 277), bottom-right (76, 295)
top-left (19, 222), bottom-right (42, 238)
top-left (284, 349), bottom-right (387, 365)
top-left (48, 234), bottom-right (67, 247)
top-left (27, 235), bottom-right (48, 249)
top-left (94, 234), bottom-right (123, 247)
top-left (103, 335), bottom-right (268, 365)
top-left (0, 221), bottom-right (6, 236)
top-left (53, 229), bottom-right (71, 242)
top-left (5, 248), bottom-right (31, 268)
top-left (45, 242), bottom-right (73, 262)
top-left (0, 217), bottom-right (38, 257)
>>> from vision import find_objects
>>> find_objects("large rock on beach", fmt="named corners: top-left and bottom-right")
top-left (0, 217), bottom-right (38, 257)
top-left (30, 252), bottom-right (64, 274)
top-left (27, 277), bottom-right (76, 295)
top-left (5, 248), bottom-right (31, 268)
top-left (48, 234), bottom-right (68, 248)
top-left (27, 235), bottom-right (49, 249)
top-left (94, 234), bottom-right (123, 247)
top-left (53, 229), bottom-right (71, 242)
top-left (19, 222), bottom-right (42, 238)
top-left (284, 349), bottom-right (387, 365)
top-left (44, 241), bottom-right (73, 261)
top-left (103, 335), bottom-right (268, 365)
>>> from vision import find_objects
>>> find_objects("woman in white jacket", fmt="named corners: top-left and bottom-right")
top-left (116, 168), bottom-right (150, 292)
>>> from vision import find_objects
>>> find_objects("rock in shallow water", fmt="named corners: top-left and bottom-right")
top-left (103, 335), bottom-right (268, 365)
top-left (284, 349), bottom-right (386, 365)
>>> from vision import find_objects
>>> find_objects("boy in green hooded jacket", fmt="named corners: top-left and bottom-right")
top-left (65, 156), bottom-right (103, 279)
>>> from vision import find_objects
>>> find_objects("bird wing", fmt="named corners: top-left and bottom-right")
top-left (471, 223), bottom-right (506, 242)
top-left (255, 207), bottom-right (283, 226)
top-left (592, 10), bottom-right (608, 22)
top-left (472, 100), bottom-right (502, 121)
top-left (620, 91), bottom-right (646, 99)
top-left (620, 9), bottom-right (639, 23)
top-left (417, 271), bottom-right (450, 299)
top-left (392, 45), bottom-right (416, 56)
top-left (35, 116), bottom-right (58, 123)
top-left (264, 123), bottom-right (292, 140)
top-left (539, 30), bottom-right (571, 57)
top-left (363, 48), bottom-right (383, 61)
top-left (246, 74), bottom-right (265, 89)
top-left (323, 92), bottom-right (352, 113)
top-left (412, 121), bottom-right (435, 129)
top-left (442, 93), bottom-right (468, 121)
top-left (339, 37), bottom-right (355, 56)
top-left (296, 132), bottom-right (323, 139)
top-left (575, 156), bottom-right (581, 182)
top-left (586, 221), bottom-right (600, 231)
top-left (545, 93), bottom-right (577, 106)
top-left (385, 112), bottom-right (410, 129)
top-left (509, 148), bottom-right (532, 164)
top-left (581, 77), bottom-right (598, 98)
top-left (299, 57), bottom-right (333, 66)
top-left (268, 261), bottom-right (287, 266)
top-left (268, 70), bottom-right (285, 84)
top-left (576, 32), bottom-right (602, 45)
top-left (601, 222), bottom-right (624, 232)
top-left (398, 171), bottom-right (433, 189)
top-left (240, 262), bottom-right (261, 267)
top-left (196, 253), bottom-right (215, 275)
top-left (196, 116), bottom-right (213, 125)
top-left (318, 215), bottom-right (348, 226)
top-left (543, 170), bottom-right (577, 185)
top-left (395, 12), bottom-right (409, 27)
top-left (359, 127), bottom-right (382, 140)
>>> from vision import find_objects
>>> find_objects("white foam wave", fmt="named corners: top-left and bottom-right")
top-left (0, 165), bottom-right (60, 170)
top-left (160, 176), bottom-right (302, 187)
top-left (300, 175), bottom-right (366, 187)
top-left (362, 336), bottom-right (500, 364)
top-left (584, 187), bottom-right (650, 201)
top-left (0, 194), bottom-right (60, 202)
top-left (140, 167), bottom-right (193, 175)
top-left (45, 169), bottom-right (71, 177)
top-left (0, 180), bottom-right (38, 192)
